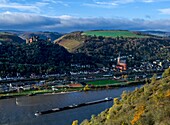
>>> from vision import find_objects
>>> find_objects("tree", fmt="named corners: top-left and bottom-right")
top-left (114, 98), bottom-right (119, 105)
top-left (72, 120), bottom-right (78, 125)
top-left (162, 68), bottom-right (170, 78)
top-left (151, 74), bottom-right (157, 84)
top-left (83, 85), bottom-right (90, 91)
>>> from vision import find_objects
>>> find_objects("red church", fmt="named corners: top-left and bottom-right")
top-left (116, 54), bottom-right (127, 71)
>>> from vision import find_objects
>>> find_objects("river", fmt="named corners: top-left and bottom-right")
top-left (0, 85), bottom-right (141, 125)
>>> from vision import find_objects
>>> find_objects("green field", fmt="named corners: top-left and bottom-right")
top-left (0, 90), bottom-right (53, 97)
top-left (83, 30), bottom-right (146, 38)
top-left (87, 79), bottom-right (122, 86)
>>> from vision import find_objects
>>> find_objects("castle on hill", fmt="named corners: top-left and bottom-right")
top-left (26, 36), bottom-right (51, 44)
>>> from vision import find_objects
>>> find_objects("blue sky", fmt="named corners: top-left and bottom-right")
top-left (0, 0), bottom-right (170, 32)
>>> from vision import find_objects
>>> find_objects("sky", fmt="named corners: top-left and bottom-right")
top-left (0, 0), bottom-right (170, 32)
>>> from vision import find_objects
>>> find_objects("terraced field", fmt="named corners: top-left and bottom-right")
top-left (83, 30), bottom-right (146, 38)
top-left (58, 39), bottom-right (83, 52)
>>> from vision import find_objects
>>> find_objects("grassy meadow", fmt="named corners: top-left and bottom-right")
top-left (83, 30), bottom-right (146, 38)
top-left (87, 79), bottom-right (122, 86)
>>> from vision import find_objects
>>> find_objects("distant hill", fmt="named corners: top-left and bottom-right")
top-left (0, 30), bottom-right (63, 43)
top-left (0, 32), bottom-right (25, 43)
top-left (142, 31), bottom-right (170, 37)
top-left (80, 69), bottom-right (170, 125)
top-left (19, 31), bottom-right (63, 42)
top-left (0, 30), bottom-right (24, 35)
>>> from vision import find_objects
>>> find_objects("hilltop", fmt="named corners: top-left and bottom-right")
top-left (55, 30), bottom-right (170, 67)
top-left (142, 31), bottom-right (170, 37)
top-left (83, 30), bottom-right (146, 38)
top-left (0, 32), bottom-right (25, 43)
top-left (79, 68), bottom-right (170, 125)
top-left (54, 30), bottom-right (146, 52)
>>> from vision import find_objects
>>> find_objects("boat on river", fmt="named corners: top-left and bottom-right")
top-left (35, 97), bottom-right (113, 116)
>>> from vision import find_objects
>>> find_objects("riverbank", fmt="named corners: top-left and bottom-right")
top-left (0, 80), bottom-right (146, 100)
top-left (0, 84), bottom-right (141, 125)
top-left (0, 88), bottom-right (80, 99)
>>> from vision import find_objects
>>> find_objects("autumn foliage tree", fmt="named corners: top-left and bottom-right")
top-left (72, 120), bottom-right (78, 125)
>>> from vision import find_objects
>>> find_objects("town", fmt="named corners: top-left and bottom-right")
top-left (0, 53), bottom-right (168, 95)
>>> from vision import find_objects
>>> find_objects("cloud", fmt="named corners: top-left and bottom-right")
top-left (42, 0), bottom-right (69, 6)
top-left (0, 0), bottom-right (69, 14)
top-left (83, 0), bottom-right (134, 8)
top-left (0, 12), bottom-right (60, 30)
top-left (84, 0), bottom-right (118, 8)
top-left (83, 3), bottom-right (116, 8)
top-left (0, 12), bottom-right (170, 32)
top-left (142, 0), bottom-right (155, 3)
top-left (115, 0), bottom-right (168, 3)
top-left (84, 0), bottom-right (168, 8)
top-left (0, 0), bottom-right (40, 13)
top-left (113, 0), bottom-right (134, 4)
top-left (159, 8), bottom-right (170, 15)
top-left (0, 0), bottom-right (8, 3)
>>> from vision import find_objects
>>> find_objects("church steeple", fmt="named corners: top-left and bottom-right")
top-left (117, 53), bottom-right (121, 64)
top-left (116, 52), bottom-right (127, 71)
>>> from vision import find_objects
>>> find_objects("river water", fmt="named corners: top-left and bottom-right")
top-left (0, 85), bottom-right (141, 125)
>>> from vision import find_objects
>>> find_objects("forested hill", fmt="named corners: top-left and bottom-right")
top-left (0, 32), bottom-right (25, 43)
top-left (79, 68), bottom-right (170, 125)
top-left (0, 41), bottom-right (95, 76)
top-left (54, 30), bottom-right (149, 52)
top-left (55, 30), bottom-right (170, 67)
top-left (0, 41), bottom-right (70, 64)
